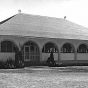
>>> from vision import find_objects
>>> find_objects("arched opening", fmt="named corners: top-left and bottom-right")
top-left (21, 41), bottom-right (40, 62)
top-left (77, 44), bottom-right (88, 53)
top-left (77, 44), bottom-right (88, 60)
top-left (0, 40), bottom-right (18, 61)
top-left (61, 43), bottom-right (75, 60)
top-left (1, 41), bottom-right (18, 52)
top-left (42, 42), bottom-right (58, 61)
top-left (42, 43), bottom-right (58, 53)
top-left (61, 43), bottom-right (75, 53)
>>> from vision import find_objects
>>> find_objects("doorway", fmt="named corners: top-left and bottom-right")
top-left (24, 46), bottom-right (30, 60)
top-left (21, 41), bottom-right (40, 62)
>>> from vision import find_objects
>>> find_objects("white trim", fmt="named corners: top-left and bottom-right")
top-left (24, 46), bottom-right (30, 61)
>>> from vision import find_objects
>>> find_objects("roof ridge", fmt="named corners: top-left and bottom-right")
top-left (19, 13), bottom-right (88, 29)
top-left (0, 14), bottom-right (17, 25)
top-left (19, 12), bottom-right (63, 20)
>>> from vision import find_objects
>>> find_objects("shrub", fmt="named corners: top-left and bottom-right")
top-left (0, 57), bottom-right (24, 69)
top-left (5, 57), bottom-right (16, 69)
top-left (0, 60), bottom-right (5, 69)
top-left (15, 50), bottom-right (24, 68)
top-left (16, 60), bottom-right (24, 68)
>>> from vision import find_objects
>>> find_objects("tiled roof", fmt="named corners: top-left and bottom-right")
top-left (0, 13), bottom-right (88, 40)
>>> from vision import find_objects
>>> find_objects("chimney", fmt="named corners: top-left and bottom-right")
top-left (64, 16), bottom-right (66, 19)
top-left (18, 10), bottom-right (21, 14)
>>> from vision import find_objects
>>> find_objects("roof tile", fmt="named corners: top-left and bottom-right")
top-left (0, 13), bottom-right (88, 40)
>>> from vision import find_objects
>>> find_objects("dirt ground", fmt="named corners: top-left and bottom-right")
top-left (0, 66), bottom-right (88, 88)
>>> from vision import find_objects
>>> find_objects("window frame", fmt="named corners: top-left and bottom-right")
top-left (1, 41), bottom-right (15, 52)
top-left (21, 41), bottom-right (40, 61)
top-left (77, 44), bottom-right (88, 53)
top-left (61, 43), bottom-right (74, 53)
top-left (42, 43), bottom-right (58, 53)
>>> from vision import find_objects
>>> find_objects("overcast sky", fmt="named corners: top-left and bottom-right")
top-left (0, 0), bottom-right (88, 28)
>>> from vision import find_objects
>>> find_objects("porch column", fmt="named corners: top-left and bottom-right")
top-left (74, 49), bottom-right (77, 64)
top-left (40, 47), bottom-right (42, 62)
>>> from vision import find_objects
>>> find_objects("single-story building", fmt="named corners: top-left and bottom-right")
top-left (0, 12), bottom-right (88, 66)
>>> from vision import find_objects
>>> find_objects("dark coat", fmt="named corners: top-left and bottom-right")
top-left (47, 52), bottom-right (54, 64)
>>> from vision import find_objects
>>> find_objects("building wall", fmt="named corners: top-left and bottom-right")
top-left (77, 54), bottom-right (88, 60)
top-left (0, 53), bottom-right (15, 61)
top-left (60, 53), bottom-right (74, 60)
top-left (0, 35), bottom-right (88, 65)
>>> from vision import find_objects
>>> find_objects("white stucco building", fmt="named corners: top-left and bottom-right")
top-left (0, 12), bottom-right (88, 66)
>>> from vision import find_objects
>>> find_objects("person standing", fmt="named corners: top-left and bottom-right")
top-left (47, 52), bottom-right (55, 66)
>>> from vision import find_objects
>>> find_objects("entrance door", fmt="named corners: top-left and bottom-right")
top-left (24, 46), bottom-right (30, 60)
top-left (22, 42), bottom-right (40, 62)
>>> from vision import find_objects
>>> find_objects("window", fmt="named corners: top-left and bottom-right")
top-left (1, 41), bottom-right (6, 52)
top-left (61, 43), bottom-right (74, 53)
top-left (77, 44), bottom-right (88, 53)
top-left (21, 41), bottom-right (40, 61)
top-left (30, 46), bottom-right (34, 52)
top-left (42, 43), bottom-right (58, 53)
top-left (1, 41), bottom-right (15, 52)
